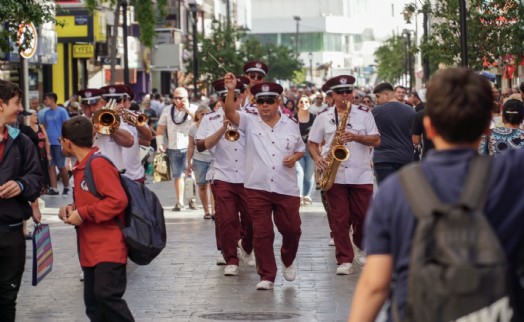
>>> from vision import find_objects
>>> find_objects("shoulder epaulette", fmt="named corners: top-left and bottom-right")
top-left (205, 110), bottom-right (217, 115)
top-left (209, 114), bottom-right (221, 121)
top-left (357, 105), bottom-right (370, 112)
top-left (288, 115), bottom-right (298, 123)
top-left (318, 107), bottom-right (331, 115)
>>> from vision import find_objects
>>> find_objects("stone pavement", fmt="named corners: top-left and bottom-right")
top-left (15, 177), bottom-right (384, 322)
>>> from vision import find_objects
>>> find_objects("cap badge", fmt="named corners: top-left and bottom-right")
top-left (340, 77), bottom-right (347, 84)
top-left (256, 63), bottom-right (262, 69)
top-left (85, 91), bottom-right (92, 98)
top-left (109, 87), bottom-right (116, 93)
top-left (261, 84), bottom-right (270, 92)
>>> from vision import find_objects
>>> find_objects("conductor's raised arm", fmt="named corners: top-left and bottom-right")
top-left (223, 72), bottom-right (240, 126)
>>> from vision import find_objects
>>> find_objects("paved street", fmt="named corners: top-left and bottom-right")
top-left (15, 178), bottom-right (374, 322)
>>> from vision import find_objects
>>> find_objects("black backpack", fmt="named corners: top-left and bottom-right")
top-left (397, 156), bottom-right (513, 322)
top-left (84, 154), bottom-right (167, 265)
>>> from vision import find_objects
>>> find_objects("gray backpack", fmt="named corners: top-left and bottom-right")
top-left (397, 156), bottom-right (513, 322)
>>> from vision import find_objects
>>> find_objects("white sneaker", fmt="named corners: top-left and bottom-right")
top-left (79, 271), bottom-right (84, 281)
top-left (282, 262), bottom-right (297, 281)
top-left (216, 254), bottom-right (226, 265)
top-left (238, 240), bottom-right (256, 266)
top-left (336, 263), bottom-right (353, 275)
top-left (328, 238), bottom-right (335, 246)
top-left (256, 280), bottom-right (274, 290)
top-left (224, 265), bottom-right (239, 276)
top-left (355, 250), bottom-right (366, 266)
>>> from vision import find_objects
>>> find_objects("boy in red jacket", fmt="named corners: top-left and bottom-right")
top-left (58, 116), bottom-right (134, 322)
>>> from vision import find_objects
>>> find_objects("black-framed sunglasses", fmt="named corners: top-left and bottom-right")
top-left (334, 88), bottom-right (353, 95)
top-left (256, 97), bottom-right (277, 105)
top-left (248, 73), bottom-right (264, 81)
top-left (362, 100), bottom-right (372, 104)
top-left (220, 95), bottom-right (238, 103)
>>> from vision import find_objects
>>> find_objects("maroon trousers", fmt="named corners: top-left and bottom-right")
top-left (245, 188), bottom-right (301, 282)
top-left (212, 180), bottom-right (253, 266)
top-left (325, 184), bottom-right (373, 264)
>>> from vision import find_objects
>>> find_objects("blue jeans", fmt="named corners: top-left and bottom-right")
top-left (296, 149), bottom-right (316, 198)
top-left (167, 148), bottom-right (187, 179)
top-left (192, 159), bottom-right (211, 186)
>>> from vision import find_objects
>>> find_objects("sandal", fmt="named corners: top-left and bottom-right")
top-left (204, 213), bottom-right (212, 220)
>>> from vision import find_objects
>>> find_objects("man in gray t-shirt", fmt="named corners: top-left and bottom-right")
top-left (372, 83), bottom-right (415, 184)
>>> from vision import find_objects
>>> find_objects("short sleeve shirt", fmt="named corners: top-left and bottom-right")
top-left (365, 148), bottom-right (524, 321)
top-left (93, 119), bottom-right (133, 171)
top-left (238, 112), bottom-right (305, 196)
top-left (308, 105), bottom-right (379, 185)
top-left (195, 108), bottom-right (246, 183)
top-left (188, 124), bottom-right (212, 163)
top-left (43, 107), bottom-right (70, 145)
top-left (158, 104), bottom-right (198, 150)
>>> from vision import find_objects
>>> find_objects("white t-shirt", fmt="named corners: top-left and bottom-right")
top-left (93, 120), bottom-right (133, 171)
top-left (188, 124), bottom-right (212, 163)
top-left (308, 106), bottom-right (379, 185)
top-left (195, 108), bottom-right (246, 183)
top-left (122, 125), bottom-right (145, 180)
top-left (158, 104), bottom-right (198, 150)
top-left (238, 111), bottom-right (305, 197)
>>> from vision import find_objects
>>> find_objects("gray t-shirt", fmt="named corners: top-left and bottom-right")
top-left (371, 101), bottom-right (415, 164)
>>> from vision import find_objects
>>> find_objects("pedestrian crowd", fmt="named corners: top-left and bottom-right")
top-left (1, 64), bottom-right (523, 322)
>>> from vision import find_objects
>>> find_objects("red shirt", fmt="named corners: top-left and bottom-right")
top-left (74, 147), bottom-right (128, 267)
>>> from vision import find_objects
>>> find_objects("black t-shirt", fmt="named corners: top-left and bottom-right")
top-left (296, 113), bottom-right (316, 143)
top-left (371, 101), bottom-right (416, 164)
top-left (411, 109), bottom-right (434, 158)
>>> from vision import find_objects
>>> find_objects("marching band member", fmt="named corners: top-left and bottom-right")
top-left (308, 75), bottom-right (380, 275)
top-left (102, 85), bottom-right (152, 183)
top-left (195, 78), bottom-right (255, 276)
top-left (223, 73), bottom-right (304, 290)
top-left (241, 61), bottom-right (269, 111)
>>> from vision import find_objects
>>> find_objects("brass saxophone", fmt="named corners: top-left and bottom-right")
top-left (318, 99), bottom-right (351, 191)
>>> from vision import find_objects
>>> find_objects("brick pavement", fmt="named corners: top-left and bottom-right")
top-left (15, 178), bottom-right (384, 322)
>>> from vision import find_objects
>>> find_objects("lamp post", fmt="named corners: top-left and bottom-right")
top-left (402, 6), bottom-right (414, 91)
top-left (308, 52), bottom-right (313, 82)
top-left (459, 0), bottom-right (468, 67)
top-left (190, 3), bottom-right (199, 99)
top-left (121, 0), bottom-right (129, 85)
top-left (293, 16), bottom-right (301, 58)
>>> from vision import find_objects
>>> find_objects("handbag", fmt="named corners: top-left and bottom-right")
top-left (139, 145), bottom-right (155, 165)
top-left (153, 152), bottom-right (171, 182)
top-left (32, 223), bottom-right (53, 286)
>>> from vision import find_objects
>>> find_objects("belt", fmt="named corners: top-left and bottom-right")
top-left (0, 222), bottom-right (23, 234)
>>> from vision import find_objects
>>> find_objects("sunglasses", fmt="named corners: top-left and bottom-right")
top-left (256, 97), bottom-right (277, 105)
top-left (248, 73), bottom-right (264, 81)
top-left (220, 95), bottom-right (238, 103)
top-left (334, 88), bottom-right (353, 95)
top-left (362, 100), bottom-right (372, 104)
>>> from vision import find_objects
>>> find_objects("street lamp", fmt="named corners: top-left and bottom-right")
top-left (121, 0), bottom-right (129, 85)
top-left (189, 3), bottom-right (199, 99)
top-left (459, 0), bottom-right (468, 67)
top-left (293, 16), bottom-right (301, 58)
top-left (308, 52), bottom-right (313, 82)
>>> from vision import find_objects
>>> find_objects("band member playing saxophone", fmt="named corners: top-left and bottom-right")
top-left (308, 75), bottom-right (380, 275)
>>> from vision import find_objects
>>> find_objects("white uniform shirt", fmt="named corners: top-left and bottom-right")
top-left (309, 103), bottom-right (327, 115)
top-left (308, 105), bottom-right (379, 185)
top-left (122, 125), bottom-right (145, 180)
top-left (238, 111), bottom-right (305, 197)
top-left (195, 108), bottom-right (245, 183)
top-left (93, 120), bottom-right (133, 171)
top-left (158, 104), bottom-right (198, 150)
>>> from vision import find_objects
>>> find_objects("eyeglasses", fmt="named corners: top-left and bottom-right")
top-left (362, 100), bottom-right (372, 104)
top-left (333, 88), bottom-right (353, 95)
top-left (256, 97), bottom-right (277, 105)
top-left (173, 96), bottom-right (186, 100)
top-left (220, 95), bottom-right (238, 103)
top-left (248, 73), bottom-right (264, 81)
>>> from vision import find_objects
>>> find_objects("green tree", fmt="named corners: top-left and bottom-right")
top-left (420, 0), bottom-right (524, 70)
top-left (0, 1), bottom-right (59, 54)
top-left (84, 0), bottom-right (168, 48)
top-left (374, 35), bottom-right (407, 84)
top-left (184, 22), bottom-right (303, 92)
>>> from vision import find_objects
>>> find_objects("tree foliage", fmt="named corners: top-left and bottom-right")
top-left (376, 0), bottom-right (524, 79)
top-left (374, 35), bottom-right (407, 84)
top-left (0, 0), bottom-right (60, 54)
top-left (184, 22), bottom-right (302, 92)
top-left (84, 0), bottom-right (168, 48)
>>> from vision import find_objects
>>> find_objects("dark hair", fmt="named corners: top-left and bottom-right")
top-left (502, 99), bottom-right (524, 125)
top-left (520, 82), bottom-right (524, 93)
top-left (154, 93), bottom-right (161, 100)
top-left (44, 92), bottom-right (58, 102)
top-left (394, 85), bottom-right (406, 91)
top-left (62, 116), bottom-right (94, 148)
top-left (130, 101), bottom-right (140, 111)
top-left (285, 99), bottom-right (296, 111)
top-left (426, 68), bottom-right (492, 144)
top-left (0, 79), bottom-right (23, 103)
top-left (373, 82), bottom-right (394, 94)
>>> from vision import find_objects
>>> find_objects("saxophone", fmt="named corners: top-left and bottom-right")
top-left (318, 99), bottom-right (351, 191)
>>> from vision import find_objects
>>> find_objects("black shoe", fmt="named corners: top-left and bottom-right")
top-left (189, 199), bottom-right (198, 210)
top-left (62, 188), bottom-right (70, 196)
top-left (46, 189), bottom-right (59, 196)
top-left (172, 203), bottom-right (183, 211)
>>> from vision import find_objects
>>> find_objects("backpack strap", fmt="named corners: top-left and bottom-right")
top-left (84, 153), bottom-right (116, 199)
top-left (398, 163), bottom-right (442, 220)
top-left (458, 155), bottom-right (492, 211)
